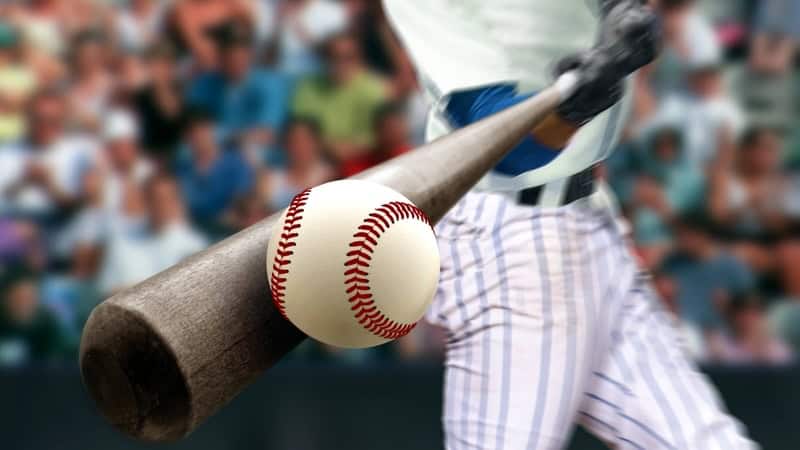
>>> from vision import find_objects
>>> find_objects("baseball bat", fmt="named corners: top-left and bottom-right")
top-left (80, 78), bottom-right (572, 441)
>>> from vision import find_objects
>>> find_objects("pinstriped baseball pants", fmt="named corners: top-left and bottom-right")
top-left (429, 191), bottom-right (757, 450)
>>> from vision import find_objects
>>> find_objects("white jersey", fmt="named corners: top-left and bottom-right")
top-left (384, 0), bottom-right (599, 96)
top-left (384, 0), bottom-right (631, 192)
top-left (385, 4), bottom-right (757, 448)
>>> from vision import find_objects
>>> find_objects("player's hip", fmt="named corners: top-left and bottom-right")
top-left (435, 189), bottom-right (621, 241)
top-left (428, 191), bottom-right (636, 330)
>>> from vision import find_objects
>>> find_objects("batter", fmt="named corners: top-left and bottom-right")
top-left (384, 0), bottom-right (758, 448)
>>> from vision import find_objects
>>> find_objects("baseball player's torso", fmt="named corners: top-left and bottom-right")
top-left (384, 0), bottom-right (600, 98)
top-left (385, 0), bottom-right (630, 192)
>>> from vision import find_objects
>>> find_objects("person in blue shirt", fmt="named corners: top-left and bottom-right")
top-left (175, 109), bottom-right (254, 233)
top-left (187, 24), bottom-right (291, 153)
top-left (662, 212), bottom-right (757, 331)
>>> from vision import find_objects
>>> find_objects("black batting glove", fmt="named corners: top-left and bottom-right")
top-left (555, 0), bottom-right (661, 125)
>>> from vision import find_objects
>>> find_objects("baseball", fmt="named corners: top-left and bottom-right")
top-left (266, 180), bottom-right (440, 348)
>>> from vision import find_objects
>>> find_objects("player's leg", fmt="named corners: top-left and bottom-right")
top-left (579, 263), bottom-right (757, 449)
top-left (432, 196), bottom-right (618, 450)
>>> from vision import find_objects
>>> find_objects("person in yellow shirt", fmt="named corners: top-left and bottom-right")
top-left (0, 23), bottom-right (37, 143)
top-left (292, 32), bottom-right (389, 163)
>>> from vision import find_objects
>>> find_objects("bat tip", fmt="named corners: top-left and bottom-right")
top-left (80, 301), bottom-right (192, 442)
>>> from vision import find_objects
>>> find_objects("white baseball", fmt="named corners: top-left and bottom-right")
top-left (266, 180), bottom-right (440, 348)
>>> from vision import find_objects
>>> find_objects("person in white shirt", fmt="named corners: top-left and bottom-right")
top-left (116, 0), bottom-right (168, 53)
top-left (99, 109), bottom-right (154, 212)
top-left (98, 175), bottom-right (206, 295)
top-left (649, 0), bottom-right (723, 96)
top-left (0, 89), bottom-right (100, 219)
top-left (54, 109), bottom-right (154, 259)
top-left (645, 53), bottom-right (745, 168)
top-left (276, 0), bottom-right (350, 76)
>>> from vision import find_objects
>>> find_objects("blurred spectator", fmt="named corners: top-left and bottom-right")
top-left (627, 127), bottom-right (705, 266)
top-left (0, 0), bottom-right (795, 370)
top-left (0, 89), bottom-right (100, 220)
top-left (655, 271), bottom-right (707, 361)
top-left (53, 169), bottom-right (106, 267)
top-left (5, 0), bottom-right (112, 85)
top-left (661, 212), bottom-right (756, 332)
top-left (275, 0), bottom-right (350, 77)
top-left (115, 0), bottom-right (167, 53)
top-left (345, 2), bottom-right (423, 137)
top-left (749, 0), bottom-right (800, 75)
top-left (346, 1), bottom-right (394, 76)
top-left (224, 191), bottom-right (269, 232)
top-left (709, 294), bottom-right (793, 365)
top-left (340, 102), bottom-right (411, 177)
top-left (645, 56), bottom-right (745, 168)
top-left (770, 300), bottom-right (800, 355)
top-left (39, 152), bottom-right (106, 332)
top-left (707, 127), bottom-right (800, 283)
top-left (98, 174), bottom-right (206, 294)
top-left (737, 0), bottom-right (800, 134)
top-left (68, 30), bottom-right (114, 131)
top-left (258, 117), bottom-right (334, 212)
top-left (100, 109), bottom-right (154, 212)
top-left (114, 49), bottom-right (149, 97)
top-left (175, 108), bottom-right (254, 232)
top-left (0, 219), bottom-right (45, 269)
top-left (65, 0), bottom-right (113, 37)
top-left (0, 22), bottom-right (37, 143)
top-left (777, 241), bottom-right (800, 299)
top-left (709, 127), bottom-right (793, 239)
top-left (0, 267), bottom-right (69, 367)
top-left (8, 0), bottom-right (68, 58)
top-left (167, 0), bottom-right (255, 69)
top-left (39, 265), bottom-right (100, 342)
top-left (133, 41), bottom-right (188, 164)
top-left (638, 127), bottom-right (700, 203)
top-left (54, 110), bottom-right (154, 268)
top-left (188, 23), bottom-right (291, 162)
top-left (54, 109), bottom-right (152, 262)
top-left (698, 0), bottom-right (750, 48)
top-left (40, 172), bottom-right (104, 340)
top-left (292, 32), bottom-right (389, 163)
top-left (648, 0), bottom-right (722, 96)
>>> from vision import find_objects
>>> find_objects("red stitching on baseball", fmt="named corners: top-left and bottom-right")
top-left (270, 188), bottom-right (311, 319)
top-left (344, 201), bottom-right (432, 340)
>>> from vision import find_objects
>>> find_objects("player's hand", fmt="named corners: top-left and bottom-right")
top-left (553, 49), bottom-right (626, 126)
top-left (555, 0), bottom-right (661, 125)
top-left (599, 0), bottom-right (662, 75)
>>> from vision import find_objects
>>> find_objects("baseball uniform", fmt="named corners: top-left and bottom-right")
top-left (384, 0), bottom-right (758, 448)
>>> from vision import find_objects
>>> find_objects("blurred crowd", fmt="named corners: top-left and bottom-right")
top-left (610, 0), bottom-right (800, 366)
top-left (0, 0), bottom-right (798, 368)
